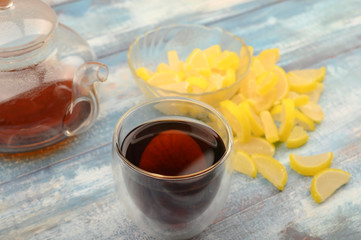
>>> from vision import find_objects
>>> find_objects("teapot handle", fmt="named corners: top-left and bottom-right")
top-left (63, 62), bottom-right (108, 137)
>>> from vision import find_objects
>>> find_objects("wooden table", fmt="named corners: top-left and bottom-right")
top-left (1, 0), bottom-right (361, 239)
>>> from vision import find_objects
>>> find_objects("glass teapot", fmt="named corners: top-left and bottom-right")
top-left (0, 0), bottom-right (109, 153)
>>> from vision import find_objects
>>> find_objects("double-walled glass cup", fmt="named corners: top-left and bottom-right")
top-left (112, 97), bottom-right (234, 239)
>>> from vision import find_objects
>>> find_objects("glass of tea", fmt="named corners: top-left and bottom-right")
top-left (112, 97), bottom-right (234, 239)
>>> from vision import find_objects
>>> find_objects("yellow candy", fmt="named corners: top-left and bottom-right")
top-left (260, 110), bottom-right (279, 143)
top-left (136, 67), bottom-right (153, 81)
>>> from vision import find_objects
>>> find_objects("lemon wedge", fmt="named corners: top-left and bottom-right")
top-left (240, 101), bottom-right (264, 137)
top-left (288, 66), bottom-right (326, 83)
top-left (234, 136), bottom-right (275, 157)
top-left (299, 102), bottom-right (324, 123)
top-left (260, 110), bottom-right (279, 143)
top-left (257, 48), bottom-right (280, 71)
top-left (289, 152), bottom-right (333, 176)
top-left (279, 98), bottom-right (296, 141)
top-left (219, 100), bottom-right (251, 143)
top-left (233, 151), bottom-right (257, 178)
top-left (311, 168), bottom-right (350, 203)
top-left (252, 154), bottom-right (287, 191)
top-left (286, 126), bottom-right (309, 148)
top-left (295, 110), bottom-right (315, 131)
top-left (273, 65), bottom-right (290, 102)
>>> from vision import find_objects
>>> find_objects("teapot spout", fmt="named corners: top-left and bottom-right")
top-left (64, 62), bottom-right (109, 136)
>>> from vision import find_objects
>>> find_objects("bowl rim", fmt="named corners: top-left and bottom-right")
top-left (113, 96), bottom-right (233, 181)
top-left (127, 24), bottom-right (251, 97)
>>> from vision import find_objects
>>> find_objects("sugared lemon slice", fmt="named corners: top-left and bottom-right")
top-left (273, 65), bottom-right (290, 102)
top-left (288, 66), bottom-right (326, 83)
top-left (219, 100), bottom-right (251, 143)
top-left (288, 72), bottom-right (318, 93)
top-left (252, 154), bottom-right (287, 191)
top-left (240, 101), bottom-right (264, 137)
top-left (234, 136), bottom-right (275, 157)
top-left (295, 110), bottom-right (315, 131)
top-left (311, 168), bottom-right (350, 203)
top-left (279, 98), bottom-right (296, 141)
top-left (299, 102), bottom-right (324, 123)
top-left (256, 71), bottom-right (279, 95)
top-left (260, 110), bottom-right (279, 143)
top-left (286, 126), bottom-right (309, 148)
top-left (168, 50), bottom-right (180, 70)
top-left (289, 152), bottom-right (333, 176)
top-left (233, 151), bottom-right (257, 178)
top-left (257, 48), bottom-right (280, 71)
top-left (305, 83), bottom-right (324, 103)
top-left (148, 71), bottom-right (181, 85)
top-left (287, 91), bottom-right (309, 107)
top-left (136, 67), bottom-right (153, 81)
top-left (185, 48), bottom-right (210, 71)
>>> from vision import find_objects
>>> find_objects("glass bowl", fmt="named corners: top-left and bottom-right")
top-left (112, 97), bottom-right (234, 239)
top-left (127, 24), bottom-right (251, 108)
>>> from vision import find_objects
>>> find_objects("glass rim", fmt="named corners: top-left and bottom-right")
top-left (127, 23), bottom-right (251, 97)
top-left (113, 96), bottom-right (233, 181)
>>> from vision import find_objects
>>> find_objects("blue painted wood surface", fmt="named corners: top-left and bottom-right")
top-left (1, 0), bottom-right (361, 239)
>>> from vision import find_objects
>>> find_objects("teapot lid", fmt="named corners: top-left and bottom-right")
top-left (0, 0), bottom-right (57, 58)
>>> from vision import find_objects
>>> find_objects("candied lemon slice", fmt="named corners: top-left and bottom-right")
top-left (286, 126), bottom-right (309, 148)
top-left (168, 50), bottom-right (180, 70)
top-left (234, 136), bottom-right (275, 157)
top-left (288, 66), bottom-right (326, 83)
top-left (160, 82), bottom-right (190, 93)
top-left (256, 71), bottom-right (278, 95)
top-left (252, 154), bottom-right (287, 191)
top-left (204, 45), bottom-right (222, 66)
top-left (257, 48), bottom-right (280, 71)
top-left (223, 69), bottom-right (236, 87)
top-left (270, 104), bottom-right (282, 122)
top-left (185, 76), bottom-right (209, 90)
top-left (186, 48), bottom-right (210, 70)
top-left (305, 83), bottom-right (324, 103)
top-left (157, 62), bottom-right (172, 72)
top-left (240, 101), bottom-right (264, 137)
top-left (231, 93), bottom-right (246, 104)
top-left (295, 110), bottom-right (315, 131)
top-left (311, 168), bottom-right (350, 203)
top-left (248, 88), bottom-right (277, 113)
top-left (279, 98), bottom-right (296, 141)
top-left (299, 102), bottom-right (324, 123)
top-left (148, 71), bottom-right (181, 85)
top-left (289, 152), bottom-right (333, 176)
top-left (287, 91), bottom-right (309, 107)
top-left (260, 110), bottom-right (279, 143)
top-left (213, 50), bottom-right (240, 71)
top-left (136, 67), bottom-right (153, 81)
top-left (220, 100), bottom-right (251, 143)
top-left (288, 72), bottom-right (318, 93)
top-left (250, 57), bottom-right (265, 76)
top-left (273, 65), bottom-right (290, 102)
top-left (233, 151), bottom-right (257, 178)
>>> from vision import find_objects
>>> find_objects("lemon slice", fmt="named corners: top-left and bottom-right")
top-left (219, 100), bottom-right (251, 143)
top-left (286, 126), bottom-right (309, 148)
top-left (311, 168), bottom-right (350, 203)
top-left (288, 66), bottom-right (326, 83)
top-left (256, 71), bottom-right (279, 95)
top-left (295, 110), bottom-right (315, 131)
top-left (136, 67), bottom-right (153, 81)
top-left (240, 101), bottom-right (264, 137)
top-left (234, 136), bottom-right (275, 157)
top-left (233, 151), bottom-right (257, 178)
top-left (148, 71), bottom-right (181, 85)
top-left (279, 98), bottom-right (296, 142)
top-left (260, 110), bottom-right (279, 143)
top-left (299, 102), bottom-right (324, 123)
top-left (287, 91), bottom-right (309, 107)
top-left (289, 152), bottom-right (333, 176)
top-left (257, 48), bottom-right (280, 71)
top-left (252, 154), bottom-right (287, 191)
top-left (305, 83), bottom-right (324, 103)
top-left (288, 72), bottom-right (318, 93)
top-left (273, 65), bottom-right (290, 102)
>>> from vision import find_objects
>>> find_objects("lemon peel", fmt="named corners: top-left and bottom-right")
top-left (233, 151), bottom-right (257, 178)
top-left (286, 126), bottom-right (309, 148)
top-left (234, 136), bottom-right (275, 157)
top-left (289, 152), bottom-right (333, 176)
top-left (252, 154), bottom-right (287, 191)
top-left (311, 168), bottom-right (350, 203)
